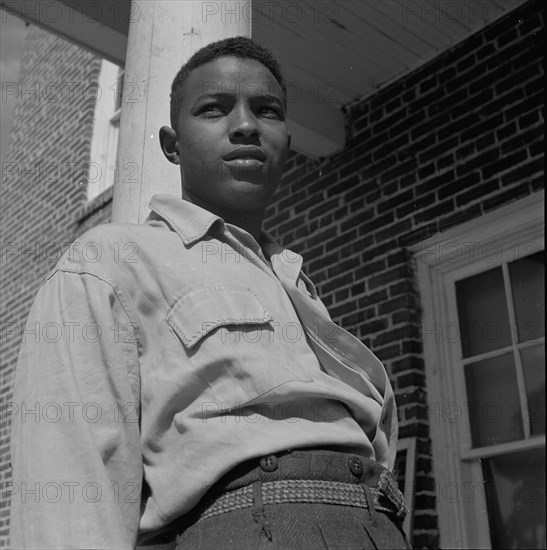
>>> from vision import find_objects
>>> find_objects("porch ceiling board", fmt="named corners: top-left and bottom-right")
top-left (3, 0), bottom-right (529, 104)
top-left (253, 0), bottom-right (529, 106)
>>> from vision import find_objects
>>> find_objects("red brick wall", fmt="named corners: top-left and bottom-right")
top-left (264, 1), bottom-right (543, 547)
top-left (0, 25), bottom-right (102, 545)
top-left (0, 1), bottom-right (543, 547)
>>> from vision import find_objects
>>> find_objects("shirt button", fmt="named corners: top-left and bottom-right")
top-left (349, 457), bottom-right (363, 477)
top-left (260, 455), bottom-right (278, 472)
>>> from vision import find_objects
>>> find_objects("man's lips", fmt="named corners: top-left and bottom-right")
top-left (223, 147), bottom-right (267, 162)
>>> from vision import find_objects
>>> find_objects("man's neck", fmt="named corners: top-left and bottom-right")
top-left (181, 189), bottom-right (265, 242)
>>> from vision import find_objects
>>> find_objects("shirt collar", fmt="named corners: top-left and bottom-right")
top-left (146, 194), bottom-right (314, 296)
top-left (260, 229), bottom-right (316, 297)
top-left (147, 193), bottom-right (225, 246)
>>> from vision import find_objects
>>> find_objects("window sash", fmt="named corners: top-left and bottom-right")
top-left (449, 259), bottom-right (544, 452)
top-left (412, 191), bottom-right (544, 549)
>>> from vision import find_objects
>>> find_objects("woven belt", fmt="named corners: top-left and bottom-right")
top-left (194, 473), bottom-right (407, 524)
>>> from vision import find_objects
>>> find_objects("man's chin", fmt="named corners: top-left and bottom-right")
top-left (221, 177), bottom-right (278, 200)
top-left (223, 163), bottom-right (282, 187)
top-left (223, 189), bottom-right (273, 212)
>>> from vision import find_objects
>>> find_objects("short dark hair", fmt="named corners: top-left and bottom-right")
top-left (169, 36), bottom-right (286, 129)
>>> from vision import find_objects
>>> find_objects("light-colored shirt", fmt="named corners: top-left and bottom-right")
top-left (10, 194), bottom-right (397, 549)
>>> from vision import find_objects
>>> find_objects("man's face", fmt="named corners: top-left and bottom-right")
top-left (173, 56), bottom-right (289, 214)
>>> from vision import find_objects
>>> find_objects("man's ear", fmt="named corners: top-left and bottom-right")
top-left (159, 126), bottom-right (180, 165)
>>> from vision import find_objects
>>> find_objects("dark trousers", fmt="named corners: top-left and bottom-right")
top-left (174, 449), bottom-right (412, 550)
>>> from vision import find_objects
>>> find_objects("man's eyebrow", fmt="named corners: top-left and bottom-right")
top-left (193, 91), bottom-right (284, 104)
top-left (194, 92), bottom-right (232, 103)
top-left (252, 94), bottom-right (284, 105)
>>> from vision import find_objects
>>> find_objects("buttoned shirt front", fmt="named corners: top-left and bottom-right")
top-left (10, 194), bottom-right (397, 549)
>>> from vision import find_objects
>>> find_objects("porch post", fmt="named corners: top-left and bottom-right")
top-left (111, 0), bottom-right (252, 223)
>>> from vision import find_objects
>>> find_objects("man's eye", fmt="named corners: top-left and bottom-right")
top-left (200, 104), bottom-right (224, 116)
top-left (257, 106), bottom-right (282, 118)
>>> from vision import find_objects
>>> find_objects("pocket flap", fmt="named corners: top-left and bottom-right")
top-left (167, 284), bottom-right (272, 349)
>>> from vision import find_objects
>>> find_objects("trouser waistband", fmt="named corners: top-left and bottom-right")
top-left (189, 449), bottom-right (407, 524)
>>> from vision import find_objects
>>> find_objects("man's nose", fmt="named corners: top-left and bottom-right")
top-left (229, 106), bottom-right (260, 141)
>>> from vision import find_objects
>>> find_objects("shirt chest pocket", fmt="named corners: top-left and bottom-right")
top-left (167, 284), bottom-right (312, 410)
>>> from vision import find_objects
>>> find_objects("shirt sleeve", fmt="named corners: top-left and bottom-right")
top-left (9, 269), bottom-right (142, 549)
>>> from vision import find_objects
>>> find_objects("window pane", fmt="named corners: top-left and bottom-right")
top-left (483, 448), bottom-right (546, 549)
top-left (521, 344), bottom-right (546, 435)
top-left (465, 353), bottom-right (523, 447)
top-left (456, 267), bottom-right (512, 358)
top-left (509, 252), bottom-right (545, 342)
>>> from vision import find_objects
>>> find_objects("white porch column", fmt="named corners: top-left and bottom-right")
top-left (112, 0), bottom-right (251, 223)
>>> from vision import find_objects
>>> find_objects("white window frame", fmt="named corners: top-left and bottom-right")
top-left (87, 59), bottom-right (123, 201)
top-left (412, 191), bottom-right (545, 549)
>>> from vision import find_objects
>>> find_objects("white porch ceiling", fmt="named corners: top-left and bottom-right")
top-left (2, 0), bottom-right (529, 107)
top-left (253, 0), bottom-right (528, 106)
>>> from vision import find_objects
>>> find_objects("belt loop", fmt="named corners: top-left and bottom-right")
top-left (362, 484), bottom-right (380, 550)
top-left (252, 481), bottom-right (273, 541)
top-left (362, 484), bottom-right (379, 527)
top-left (379, 470), bottom-right (408, 520)
top-left (251, 481), bottom-right (264, 523)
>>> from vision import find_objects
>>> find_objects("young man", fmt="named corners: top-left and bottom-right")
top-left (10, 38), bottom-right (409, 549)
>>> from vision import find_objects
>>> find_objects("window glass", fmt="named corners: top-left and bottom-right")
top-left (521, 344), bottom-right (546, 435)
top-left (483, 448), bottom-right (546, 549)
top-left (464, 353), bottom-right (523, 447)
top-left (509, 252), bottom-right (545, 342)
top-left (456, 267), bottom-right (512, 358)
